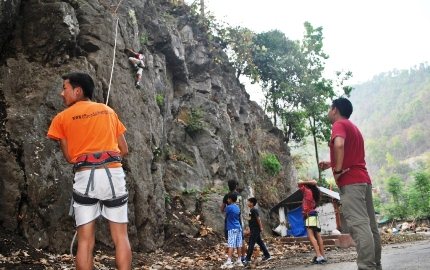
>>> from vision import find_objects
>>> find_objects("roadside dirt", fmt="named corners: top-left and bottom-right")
top-left (0, 229), bottom-right (427, 269)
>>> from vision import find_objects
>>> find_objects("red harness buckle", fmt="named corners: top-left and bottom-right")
top-left (74, 151), bottom-right (122, 171)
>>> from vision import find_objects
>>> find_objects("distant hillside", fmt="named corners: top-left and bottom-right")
top-left (350, 64), bottom-right (430, 184)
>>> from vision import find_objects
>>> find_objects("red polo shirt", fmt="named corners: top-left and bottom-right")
top-left (329, 119), bottom-right (371, 187)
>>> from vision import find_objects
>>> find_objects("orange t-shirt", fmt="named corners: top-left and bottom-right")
top-left (47, 101), bottom-right (126, 163)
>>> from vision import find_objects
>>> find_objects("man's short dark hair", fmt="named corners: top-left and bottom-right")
top-left (332, 97), bottom-right (353, 119)
top-left (62, 72), bottom-right (94, 99)
top-left (227, 180), bottom-right (238, 192)
top-left (248, 197), bottom-right (257, 206)
top-left (228, 192), bottom-right (237, 202)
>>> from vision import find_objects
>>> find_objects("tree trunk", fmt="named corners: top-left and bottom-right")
top-left (200, 0), bottom-right (205, 17)
top-left (272, 99), bottom-right (277, 126)
top-left (285, 125), bottom-right (291, 144)
top-left (236, 69), bottom-right (242, 79)
top-left (309, 117), bottom-right (321, 181)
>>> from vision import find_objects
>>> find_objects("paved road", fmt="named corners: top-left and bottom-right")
top-left (280, 240), bottom-right (430, 270)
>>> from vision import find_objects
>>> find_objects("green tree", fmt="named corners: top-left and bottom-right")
top-left (411, 171), bottom-right (430, 217)
top-left (224, 26), bottom-right (259, 81)
top-left (252, 30), bottom-right (302, 126)
top-left (386, 153), bottom-right (396, 166)
top-left (293, 22), bottom-right (352, 181)
top-left (384, 175), bottom-right (408, 219)
top-left (280, 110), bottom-right (307, 143)
top-left (373, 192), bottom-right (382, 214)
top-left (386, 175), bottom-right (403, 204)
top-left (251, 24), bottom-right (353, 182)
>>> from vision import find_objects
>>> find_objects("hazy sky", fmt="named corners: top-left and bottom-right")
top-left (185, 0), bottom-right (430, 101)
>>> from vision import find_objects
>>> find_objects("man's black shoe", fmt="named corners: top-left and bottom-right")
top-left (262, 256), bottom-right (271, 262)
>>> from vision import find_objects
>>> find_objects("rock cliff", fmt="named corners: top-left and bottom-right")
top-left (0, 0), bottom-right (296, 252)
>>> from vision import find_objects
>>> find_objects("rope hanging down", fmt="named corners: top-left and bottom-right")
top-left (105, 16), bottom-right (119, 106)
top-left (105, 0), bottom-right (124, 105)
top-left (70, 230), bottom-right (77, 258)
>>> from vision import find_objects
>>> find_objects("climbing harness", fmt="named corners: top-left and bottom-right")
top-left (69, 152), bottom-right (128, 259)
top-left (69, 151), bottom-right (127, 215)
top-left (69, 151), bottom-right (127, 220)
top-left (73, 151), bottom-right (122, 171)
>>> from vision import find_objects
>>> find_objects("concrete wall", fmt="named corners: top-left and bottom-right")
top-left (316, 202), bottom-right (337, 234)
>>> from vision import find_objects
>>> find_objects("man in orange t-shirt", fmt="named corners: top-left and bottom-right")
top-left (47, 72), bottom-right (131, 270)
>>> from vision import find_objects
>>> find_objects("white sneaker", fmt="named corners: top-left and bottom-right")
top-left (234, 260), bottom-right (244, 267)
top-left (221, 261), bottom-right (233, 269)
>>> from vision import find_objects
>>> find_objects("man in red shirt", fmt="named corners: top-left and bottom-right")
top-left (319, 98), bottom-right (381, 270)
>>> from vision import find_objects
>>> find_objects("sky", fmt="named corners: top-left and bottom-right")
top-left (185, 0), bottom-right (430, 103)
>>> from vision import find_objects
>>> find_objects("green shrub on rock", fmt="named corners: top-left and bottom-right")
top-left (261, 153), bottom-right (281, 176)
top-left (186, 108), bottom-right (205, 133)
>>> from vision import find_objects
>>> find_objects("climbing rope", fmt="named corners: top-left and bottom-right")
top-left (113, 0), bottom-right (124, 14)
top-left (105, 0), bottom-right (124, 105)
top-left (70, 230), bottom-right (77, 258)
top-left (105, 16), bottom-right (119, 106)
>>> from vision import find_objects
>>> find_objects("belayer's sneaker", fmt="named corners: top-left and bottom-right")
top-left (234, 259), bottom-right (244, 267)
top-left (314, 256), bottom-right (326, 264)
top-left (135, 82), bottom-right (141, 89)
top-left (220, 261), bottom-right (233, 269)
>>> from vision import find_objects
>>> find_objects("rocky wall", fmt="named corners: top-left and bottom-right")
top-left (0, 0), bottom-right (296, 252)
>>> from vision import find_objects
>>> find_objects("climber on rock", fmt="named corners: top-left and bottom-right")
top-left (125, 48), bottom-right (145, 89)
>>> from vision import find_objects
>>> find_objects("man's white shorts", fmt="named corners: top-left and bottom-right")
top-left (129, 57), bottom-right (144, 75)
top-left (73, 167), bottom-right (128, 226)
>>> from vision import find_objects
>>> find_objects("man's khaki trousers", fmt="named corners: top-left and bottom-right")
top-left (340, 183), bottom-right (382, 270)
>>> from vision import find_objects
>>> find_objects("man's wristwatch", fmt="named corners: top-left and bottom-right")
top-left (333, 169), bottom-right (343, 175)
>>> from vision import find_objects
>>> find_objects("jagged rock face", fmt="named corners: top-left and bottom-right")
top-left (0, 0), bottom-right (21, 50)
top-left (0, 0), bottom-right (296, 252)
